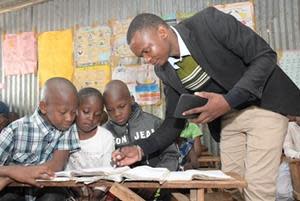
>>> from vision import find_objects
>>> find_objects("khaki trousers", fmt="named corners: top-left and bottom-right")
top-left (220, 106), bottom-right (288, 201)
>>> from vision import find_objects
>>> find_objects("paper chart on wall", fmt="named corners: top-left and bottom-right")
top-left (38, 29), bottom-right (74, 86)
top-left (278, 50), bottom-right (300, 89)
top-left (73, 65), bottom-right (111, 92)
top-left (112, 64), bottom-right (160, 105)
top-left (74, 26), bottom-right (111, 66)
top-left (2, 32), bottom-right (37, 75)
top-left (215, 1), bottom-right (255, 30)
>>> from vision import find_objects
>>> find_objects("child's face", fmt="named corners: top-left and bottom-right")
top-left (40, 94), bottom-right (78, 131)
top-left (76, 96), bottom-right (103, 133)
top-left (105, 95), bottom-right (132, 126)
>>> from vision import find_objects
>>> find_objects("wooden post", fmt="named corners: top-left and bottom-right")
top-left (109, 183), bottom-right (145, 201)
top-left (190, 189), bottom-right (204, 201)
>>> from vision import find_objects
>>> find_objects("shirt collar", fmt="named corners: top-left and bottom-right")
top-left (33, 108), bottom-right (56, 135)
top-left (168, 26), bottom-right (191, 69)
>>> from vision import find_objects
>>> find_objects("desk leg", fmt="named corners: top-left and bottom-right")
top-left (190, 189), bottom-right (204, 201)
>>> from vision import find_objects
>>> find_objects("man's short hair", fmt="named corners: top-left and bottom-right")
top-left (127, 13), bottom-right (168, 44)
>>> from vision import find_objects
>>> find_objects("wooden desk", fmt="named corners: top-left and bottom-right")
top-left (9, 172), bottom-right (246, 201)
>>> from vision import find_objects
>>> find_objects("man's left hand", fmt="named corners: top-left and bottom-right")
top-left (183, 92), bottom-right (231, 124)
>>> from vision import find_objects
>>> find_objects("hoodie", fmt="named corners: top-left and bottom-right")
top-left (104, 103), bottom-right (179, 171)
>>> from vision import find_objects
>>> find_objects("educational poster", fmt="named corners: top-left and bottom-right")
top-left (109, 18), bottom-right (138, 66)
top-left (278, 50), bottom-right (300, 88)
top-left (38, 29), bottom-right (74, 86)
top-left (2, 32), bottom-right (37, 75)
top-left (73, 65), bottom-right (111, 92)
top-left (74, 25), bottom-right (111, 66)
top-left (215, 1), bottom-right (255, 30)
top-left (112, 64), bottom-right (160, 105)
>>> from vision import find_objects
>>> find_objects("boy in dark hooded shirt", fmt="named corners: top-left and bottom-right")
top-left (103, 80), bottom-right (179, 171)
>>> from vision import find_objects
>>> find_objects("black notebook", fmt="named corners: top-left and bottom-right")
top-left (174, 94), bottom-right (208, 119)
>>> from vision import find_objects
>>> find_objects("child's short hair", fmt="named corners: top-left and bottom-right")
top-left (78, 87), bottom-right (104, 103)
top-left (0, 102), bottom-right (9, 118)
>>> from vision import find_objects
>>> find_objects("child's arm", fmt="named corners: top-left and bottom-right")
top-left (283, 125), bottom-right (300, 159)
top-left (185, 146), bottom-right (200, 170)
top-left (0, 165), bottom-right (54, 190)
top-left (43, 150), bottom-right (70, 171)
top-left (193, 136), bottom-right (202, 158)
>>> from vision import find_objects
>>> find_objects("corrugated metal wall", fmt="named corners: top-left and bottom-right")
top-left (0, 0), bottom-right (299, 154)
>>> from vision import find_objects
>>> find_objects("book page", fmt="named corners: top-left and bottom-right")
top-left (166, 170), bottom-right (232, 181)
top-left (122, 166), bottom-right (170, 183)
top-left (55, 166), bottom-right (130, 177)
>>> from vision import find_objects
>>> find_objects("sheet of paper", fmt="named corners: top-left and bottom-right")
top-left (38, 29), bottom-right (74, 86)
top-left (2, 32), bottom-right (37, 75)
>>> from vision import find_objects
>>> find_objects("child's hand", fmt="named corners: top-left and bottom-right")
top-left (0, 177), bottom-right (12, 191)
top-left (8, 165), bottom-right (54, 188)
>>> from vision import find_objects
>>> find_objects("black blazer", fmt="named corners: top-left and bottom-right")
top-left (136, 7), bottom-right (300, 155)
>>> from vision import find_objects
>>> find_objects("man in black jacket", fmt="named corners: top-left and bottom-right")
top-left (112, 7), bottom-right (300, 201)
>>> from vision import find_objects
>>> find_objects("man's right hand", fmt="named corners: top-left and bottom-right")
top-left (7, 165), bottom-right (54, 188)
top-left (112, 145), bottom-right (143, 167)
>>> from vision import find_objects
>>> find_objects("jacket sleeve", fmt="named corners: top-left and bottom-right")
top-left (135, 83), bottom-right (186, 155)
top-left (156, 143), bottom-right (179, 171)
top-left (204, 7), bottom-right (277, 99)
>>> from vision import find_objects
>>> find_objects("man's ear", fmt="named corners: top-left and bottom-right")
top-left (157, 25), bottom-right (168, 40)
top-left (39, 101), bottom-right (47, 115)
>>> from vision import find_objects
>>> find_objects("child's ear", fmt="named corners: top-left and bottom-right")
top-left (39, 101), bottom-right (47, 114)
top-left (130, 95), bottom-right (135, 104)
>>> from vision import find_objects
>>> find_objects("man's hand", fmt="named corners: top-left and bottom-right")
top-left (183, 92), bottom-right (231, 124)
top-left (112, 146), bottom-right (143, 167)
top-left (7, 165), bottom-right (54, 188)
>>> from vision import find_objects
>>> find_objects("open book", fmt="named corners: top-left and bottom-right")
top-left (52, 166), bottom-right (232, 184)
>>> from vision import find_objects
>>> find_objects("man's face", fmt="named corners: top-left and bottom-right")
top-left (105, 95), bottom-right (132, 126)
top-left (40, 93), bottom-right (78, 131)
top-left (129, 26), bottom-right (170, 67)
top-left (76, 96), bottom-right (103, 133)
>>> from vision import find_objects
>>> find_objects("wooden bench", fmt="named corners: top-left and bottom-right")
top-left (198, 156), bottom-right (221, 169)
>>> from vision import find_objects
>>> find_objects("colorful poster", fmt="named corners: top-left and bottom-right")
top-left (38, 29), bottom-right (74, 86)
top-left (73, 65), bottom-right (111, 92)
top-left (215, 1), bottom-right (255, 30)
top-left (2, 32), bottom-right (37, 75)
top-left (278, 50), bottom-right (300, 88)
top-left (112, 64), bottom-right (160, 105)
top-left (74, 25), bottom-right (111, 66)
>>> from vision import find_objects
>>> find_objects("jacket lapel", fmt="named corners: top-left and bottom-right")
top-left (175, 24), bottom-right (215, 79)
top-left (155, 63), bottom-right (187, 94)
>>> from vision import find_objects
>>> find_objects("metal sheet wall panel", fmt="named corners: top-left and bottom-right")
top-left (0, 0), bottom-right (299, 154)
